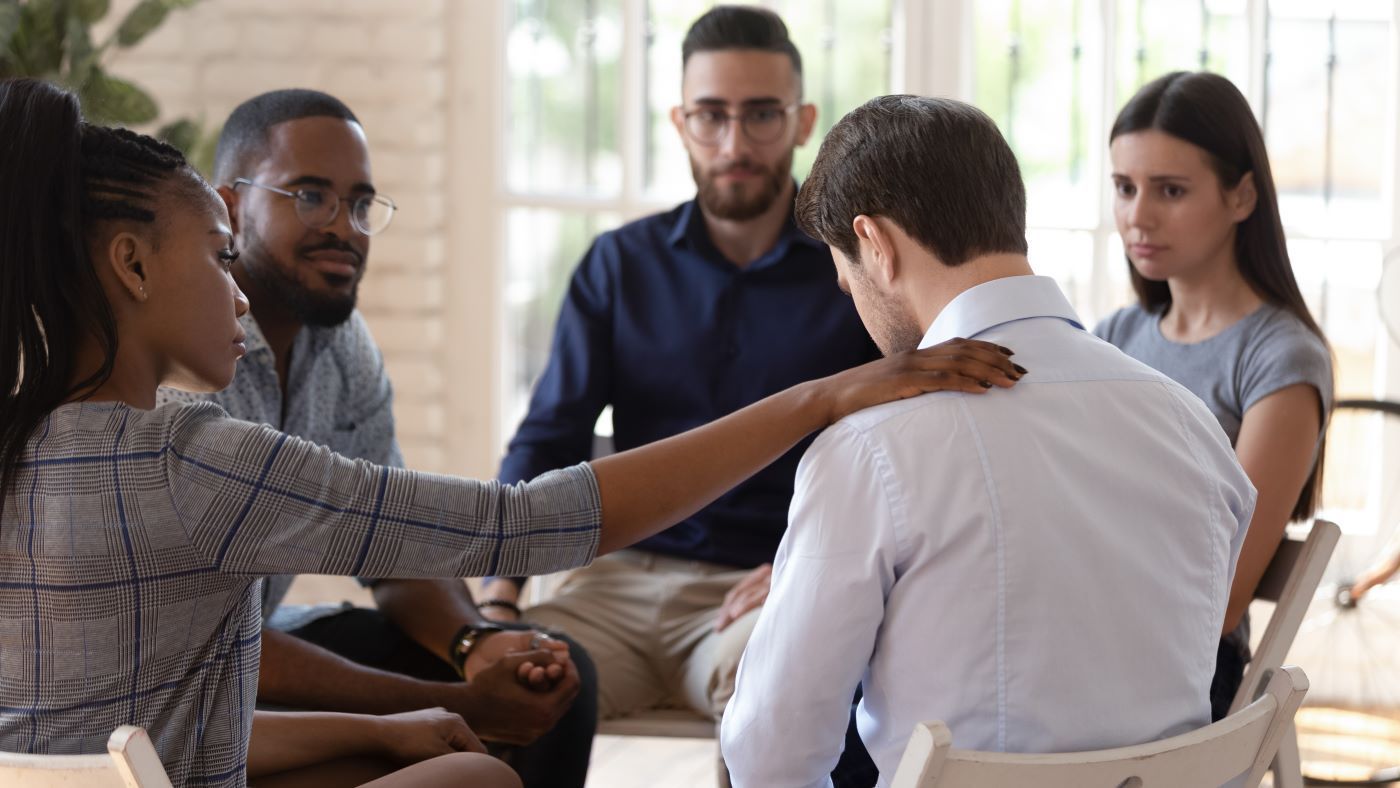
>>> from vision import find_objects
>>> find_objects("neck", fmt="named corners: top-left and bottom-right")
top-left (909, 252), bottom-right (1036, 332)
top-left (233, 264), bottom-right (301, 388)
top-left (1159, 250), bottom-right (1261, 343)
top-left (699, 179), bottom-right (795, 268)
top-left (67, 330), bottom-right (159, 410)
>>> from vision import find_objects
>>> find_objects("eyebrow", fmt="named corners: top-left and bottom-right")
top-left (1111, 173), bottom-right (1192, 182)
top-left (284, 175), bottom-right (377, 194)
top-left (691, 97), bottom-right (786, 108)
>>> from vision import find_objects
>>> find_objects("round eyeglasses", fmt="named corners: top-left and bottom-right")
top-left (681, 103), bottom-right (800, 146)
top-left (232, 178), bottom-right (397, 236)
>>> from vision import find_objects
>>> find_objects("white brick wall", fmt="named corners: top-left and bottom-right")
top-left (104, 0), bottom-right (497, 476)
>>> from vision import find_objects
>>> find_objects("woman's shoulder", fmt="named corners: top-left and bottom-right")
top-left (1242, 305), bottom-right (1330, 360)
top-left (1093, 302), bottom-right (1155, 343)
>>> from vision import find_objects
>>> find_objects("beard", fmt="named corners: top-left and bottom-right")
top-left (693, 147), bottom-right (793, 221)
top-left (851, 269), bottom-right (924, 356)
top-left (239, 225), bottom-right (362, 328)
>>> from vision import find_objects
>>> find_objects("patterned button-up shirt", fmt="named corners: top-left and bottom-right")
top-left (159, 311), bottom-right (402, 621)
top-left (0, 401), bottom-right (600, 786)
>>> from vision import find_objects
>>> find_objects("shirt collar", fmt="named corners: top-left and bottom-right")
top-left (918, 275), bottom-right (1085, 350)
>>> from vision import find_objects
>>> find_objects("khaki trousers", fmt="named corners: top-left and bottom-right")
top-left (524, 549), bottom-right (762, 725)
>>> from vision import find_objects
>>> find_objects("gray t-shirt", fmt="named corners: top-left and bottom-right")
top-left (1094, 303), bottom-right (1333, 446)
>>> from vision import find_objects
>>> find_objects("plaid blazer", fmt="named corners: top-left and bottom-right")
top-left (0, 401), bottom-right (600, 786)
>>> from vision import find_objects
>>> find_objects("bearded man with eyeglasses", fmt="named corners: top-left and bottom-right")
top-left (158, 89), bottom-right (600, 788)
top-left (484, 6), bottom-right (882, 786)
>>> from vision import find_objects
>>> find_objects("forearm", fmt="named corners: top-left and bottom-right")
top-left (373, 579), bottom-right (484, 664)
top-left (247, 710), bottom-right (388, 777)
top-left (257, 627), bottom-right (443, 714)
top-left (592, 381), bottom-right (826, 554)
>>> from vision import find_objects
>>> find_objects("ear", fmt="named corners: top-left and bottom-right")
top-left (794, 102), bottom-right (818, 146)
top-left (852, 214), bottom-right (898, 287)
top-left (103, 231), bottom-right (151, 303)
top-left (217, 184), bottom-right (241, 236)
top-left (1230, 171), bottom-right (1258, 224)
top-left (670, 105), bottom-right (688, 142)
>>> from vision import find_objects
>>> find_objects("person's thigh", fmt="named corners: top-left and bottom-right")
top-left (677, 605), bottom-right (761, 721)
top-left (285, 607), bottom-right (457, 681)
top-left (525, 556), bottom-right (668, 719)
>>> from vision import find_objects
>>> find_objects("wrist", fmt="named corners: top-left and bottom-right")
top-left (449, 622), bottom-right (507, 677)
top-left (792, 379), bottom-right (834, 430)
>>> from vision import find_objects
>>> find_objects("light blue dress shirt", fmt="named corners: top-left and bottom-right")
top-left (721, 275), bottom-right (1256, 787)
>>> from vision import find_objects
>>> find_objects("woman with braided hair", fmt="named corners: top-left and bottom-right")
top-left (0, 77), bottom-right (1023, 786)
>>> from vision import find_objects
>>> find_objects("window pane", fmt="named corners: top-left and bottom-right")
top-left (506, 0), bottom-right (624, 197)
top-left (768, 0), bottom-right (895, 178)
top-left (1115, 0), bottom-right (1249, 107)
top-left (502, 209), bottom-right (621, 436)
top-left (644, 0), bottom-right (715, 203)
top-left (1027, 229), bottom-right (1094, 317)
top-left (1267, 1), bottom-right (1393, 237)
top-left (975, 0), bottom-right (1105, 228)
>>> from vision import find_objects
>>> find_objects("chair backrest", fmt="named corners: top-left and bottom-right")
top-left (891, 665), bottom-right (1309, 788)
top-left (0, 726), bottom-right (174, 788)
top-left (1228, 519), bottom-right (1340, 716)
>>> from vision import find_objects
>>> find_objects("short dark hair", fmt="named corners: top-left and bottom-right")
top-left (212, 88), bottom-right (359, 184)
top-left (682, 5), bottom-right (802, 79)
top-left (797, 94), bottom-right (1028, 267)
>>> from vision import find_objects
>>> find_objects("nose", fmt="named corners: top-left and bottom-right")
top-left (1125, 193), bottom-right (1154, 231)
top-left (718, 117), bottom-right (748, 158)
top-left (233, 282), bottom-right (250, 318)
top-left (329, 196), bottom-right (362, 238)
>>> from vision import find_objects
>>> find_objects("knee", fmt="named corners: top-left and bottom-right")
top-left (424, 753), bottom-right (522, 788)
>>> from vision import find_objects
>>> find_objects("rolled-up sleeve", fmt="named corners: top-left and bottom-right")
top-left (721, 422), bottom-right (897, 788)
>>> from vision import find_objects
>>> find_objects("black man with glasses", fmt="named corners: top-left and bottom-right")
top-left (157, 89), bottom-right (600, 788)
top-left (483, 9), bottom-right (879, 785)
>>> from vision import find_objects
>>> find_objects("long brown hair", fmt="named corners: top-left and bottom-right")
top-left (1111, 71), bottom-right (1330, 521)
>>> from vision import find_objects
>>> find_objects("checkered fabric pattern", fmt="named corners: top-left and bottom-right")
top-left (0, 400), bottom-right (601, 786)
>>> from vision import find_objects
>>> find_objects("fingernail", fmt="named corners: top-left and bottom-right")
top-left (999, 346), bottom-right (1014, 355)
top-left (1013, 363), bottom-right (1028, 375)
top-left (980, 379), bottom-right (993, 388)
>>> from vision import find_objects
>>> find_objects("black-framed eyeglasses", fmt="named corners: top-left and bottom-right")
top-left (232, 178), bottom-right (397, 236)
top-left (680, 103), bottom-right (800, 146)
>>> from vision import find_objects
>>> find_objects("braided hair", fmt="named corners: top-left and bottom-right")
top-left (0, 78), bottom-right (194, 492)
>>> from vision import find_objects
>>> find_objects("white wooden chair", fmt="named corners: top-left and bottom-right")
top-left (1227, 518), bottom-right (1341, 788)
top-left (890, 664), bottom-right (1309, 788)
top-left (0, 726), bottom-right (173, 787)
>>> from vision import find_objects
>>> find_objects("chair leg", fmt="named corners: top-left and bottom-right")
top-left (1271, 721), bottom-right (1303, 788)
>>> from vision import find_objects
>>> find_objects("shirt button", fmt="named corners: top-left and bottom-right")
top-left (726, 343), bottom-right (739, 358)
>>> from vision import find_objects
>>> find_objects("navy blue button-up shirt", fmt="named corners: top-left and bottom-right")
top-left (498, 197), bottom-right (880, 568)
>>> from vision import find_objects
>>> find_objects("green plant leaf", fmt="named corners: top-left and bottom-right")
top-left (8, 0), bottom-right (65, 75)
top-left (81, 69), bottom-right (159, 124)
top-left (70, 0), bottom-right (110, 25)
top-left (64, 14), bottom-right (97, 85)
top-left (156, 117), bottom-right (199, 153)
top-left (0, 2), bottom-right (21, 58)
top-left (114, 0), bottom-right (170, 48)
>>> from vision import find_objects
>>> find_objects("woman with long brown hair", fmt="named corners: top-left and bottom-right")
top-left (1096, 70), bottom-right (1333, 721)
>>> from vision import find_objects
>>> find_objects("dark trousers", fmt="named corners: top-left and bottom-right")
top-left (287, 608), bottom-right (598, 788)
top-left (830, 690), bottom-right (879, 788)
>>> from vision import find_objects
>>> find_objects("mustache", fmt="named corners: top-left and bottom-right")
top-left (712, 158), bottom-right (767, 176)
top-left (297, 237), bottom-right (364, 265)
